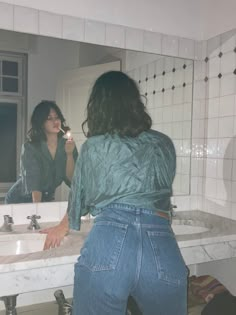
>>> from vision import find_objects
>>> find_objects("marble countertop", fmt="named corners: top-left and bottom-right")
top-left (0, 220), bottom-right (93, 272)
top-left (0, 210), bottom-right (236, 296)
top-left (174, 211), bottom-right (236, 265)
top-left (0, 210), bottom-right (236, 278)
top-left (174, 210), bottom-right (236, 247)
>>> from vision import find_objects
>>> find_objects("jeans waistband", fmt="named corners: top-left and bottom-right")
top-left (101, 203), bottom-right (170, 220)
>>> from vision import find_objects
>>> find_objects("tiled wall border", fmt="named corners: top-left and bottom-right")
top-left (0, 2), bottom-right (202, 60)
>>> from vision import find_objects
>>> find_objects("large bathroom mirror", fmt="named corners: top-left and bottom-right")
top-left (0, 29), bottom-right (193, 203)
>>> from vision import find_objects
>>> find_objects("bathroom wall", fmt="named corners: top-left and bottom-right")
top-left (175, 28), bottom-right (236, 221)
top-left (185, 29), bottom-right (236, 220)
top-left (201, 29), bottom-right (236, 220)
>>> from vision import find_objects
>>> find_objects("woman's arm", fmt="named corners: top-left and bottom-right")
top-left (65, 140), bottom-right (76, 181)
top-left (32, 191), bottom-right (42, 203)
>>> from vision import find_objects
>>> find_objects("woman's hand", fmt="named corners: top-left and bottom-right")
top-left (40, 214), bottom-right (69, 250)
top-left (65, 139), bottom-right (75, 156)
top-left (65, 139), bottom-right (76, 181)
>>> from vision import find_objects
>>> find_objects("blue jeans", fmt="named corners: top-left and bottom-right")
top-left (73, 203), bottom-right (188, 315)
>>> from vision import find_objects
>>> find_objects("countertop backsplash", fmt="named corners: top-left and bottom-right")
top-left (0, 201), bottom-right (68, 226)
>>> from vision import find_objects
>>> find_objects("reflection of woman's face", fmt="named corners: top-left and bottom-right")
top-left (44, 109), bottom-right (61, 135)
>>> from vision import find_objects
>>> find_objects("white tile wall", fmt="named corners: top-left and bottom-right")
top-left (125, 27), bottom-right (144, 51)
top-left (0, 2), bottom-right (13, 30)
top-left (162, 35), bottom-right (179, 57)
top-left (84, 20), bottom-right (105, 45)
top-left (62, 15), bottom-right (85, 42)
top-left (37, 202), bottom-right (61, 222)
top-left (14, 6), bottom-right (38, 34)
top-left (179, 38), bottom-right (195, 60)
top-left (0, 202), bottom-right (62, 226)
top-left (201, 29), bottom-right (236, 219)
top-left (105, 24), bottom-right (125, 48)
top-left (143, 30), bottom-right (162, 54)
top-left (194, 40), bottom-right (207, 61)
top-left (39, 11), bottom-right (62, 38)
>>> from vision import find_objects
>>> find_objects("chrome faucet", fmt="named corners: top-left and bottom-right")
top-left (0, 215), bottom-right (14, 232)
top-left (54, 290), bottom-right (72, 315)
top-left (27, 215), bottom-right (41, 230)
top-left (0, 294), bottom-right (18, 315)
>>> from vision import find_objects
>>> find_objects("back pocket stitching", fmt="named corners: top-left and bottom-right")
top-left (79, 223), bottom-right (128, 272)
top-left (147, 230), bottom-right (187, 286)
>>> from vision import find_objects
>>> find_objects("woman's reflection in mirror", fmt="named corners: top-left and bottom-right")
top-left (5, 100), bottom-right (78, 204)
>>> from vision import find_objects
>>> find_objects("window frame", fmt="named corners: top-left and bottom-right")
top-left (0, 52), bottom-right (27, 196)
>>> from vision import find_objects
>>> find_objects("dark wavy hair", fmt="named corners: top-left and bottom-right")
top-left (82, 71), bottom-right (152, 137)
top-left (28, 100), bottom-right (69, 143)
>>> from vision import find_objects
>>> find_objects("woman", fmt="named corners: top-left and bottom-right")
top-left (5, 100), bottom-right (78, 204)
top-left (43, 72), bottom-right (188, 314)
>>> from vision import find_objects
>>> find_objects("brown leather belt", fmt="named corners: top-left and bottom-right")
top-left (155, 211), bottom-right (170, 220)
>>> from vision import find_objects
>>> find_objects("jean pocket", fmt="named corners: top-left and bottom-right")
top-left (77, 221), bottom-right (128, 272)
top-left (147, 229), bottom-right (188, 286)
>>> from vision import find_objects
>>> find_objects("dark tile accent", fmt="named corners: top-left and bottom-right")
top-left (138, 80), bottom-right (141, 84)
top-left (183, 82), bottom-right (186, 87)
top-left (234, 69), bottom-right (236, 75)
top-left (145, 92), bottom-right (148, 96)
top-left (162, 88), bottom-right (165, 93)
top-left (218, 73), bottom-right (222, 79)
top-left (145, 77), bottom-right (148, 81)
top-left (218, 52), bottom-right (223, 58)
top-left (204, 76), bottom-right (208, 82)
top-left (153, 74), bottom-right (156, 79)
top-left (153, 90), bottom-right (156, 94)
top-left (183, 64), bottom-right (187, 69)
top-left (162, 71), bottom-right (165, 76)
top-left (172, 68), bottom-right (176, 72)
top-left (172, 85), bottom-right (175, 90)
top-left (234, 47), bottom-right (236, 53)
top-left (205, 57), bottom-right (209, 63)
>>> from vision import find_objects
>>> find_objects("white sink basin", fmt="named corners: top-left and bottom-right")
top-left (0, 233), bottom-right (46, 256)
top-left (172, 224), bottom-right (209, 235)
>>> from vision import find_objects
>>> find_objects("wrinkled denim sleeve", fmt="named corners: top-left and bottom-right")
top-left (21, 143), bottom-right (42, 194)
top-left (68, 143), bottom-right (87, 230)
